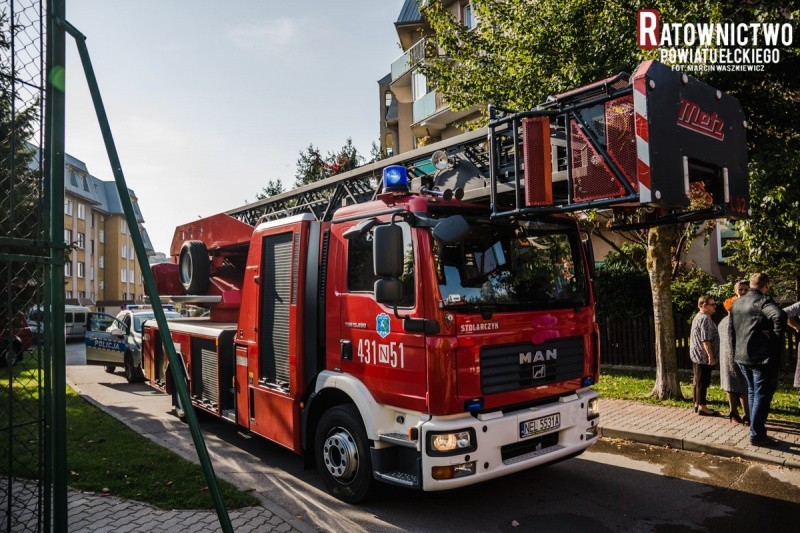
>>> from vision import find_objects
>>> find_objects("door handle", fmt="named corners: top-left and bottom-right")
top-left (340, 339), bottom-right (353, 361)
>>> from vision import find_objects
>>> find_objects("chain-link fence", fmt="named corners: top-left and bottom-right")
top-left (1, 0), bottom-right (51, 530)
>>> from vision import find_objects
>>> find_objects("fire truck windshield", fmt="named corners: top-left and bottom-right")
top-left (433, 218), bottom-right (588, 310)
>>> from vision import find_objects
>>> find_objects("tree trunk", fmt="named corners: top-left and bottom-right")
top-left (646, 224), bottom-right (684, 400)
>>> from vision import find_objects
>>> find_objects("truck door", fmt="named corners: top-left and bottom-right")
top-left (335, 221), bottom-right (427, 412)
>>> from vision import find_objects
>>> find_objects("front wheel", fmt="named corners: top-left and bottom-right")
top-left (104, 365), bottom-right (116, 374)
top-left (314, 404), bottom-right (374, 503)
top-left (123, 353), bottom-right (145, 383)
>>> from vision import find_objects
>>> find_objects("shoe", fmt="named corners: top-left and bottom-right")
top-left (751, 437), bottom-right (781, 448)
top-left (726, 412), bottom-right (742, 424)
top-left (697, 409), bottom-right (718, 417)
top-left (741, 415), bottom-right (750, 425)
top-left (694, 406), bottom-right (699, 413)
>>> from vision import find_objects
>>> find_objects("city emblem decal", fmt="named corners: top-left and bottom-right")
top-left (376, 313), bottom-right (391, 339)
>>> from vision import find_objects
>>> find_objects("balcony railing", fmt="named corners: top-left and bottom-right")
top-left (412, 90), bottom-right (447, 123)
top-left (390, 38), bottom-right (426, 81)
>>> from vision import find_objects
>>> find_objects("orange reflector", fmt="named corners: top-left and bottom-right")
top-left (432, 466), bottom-right (455, 480)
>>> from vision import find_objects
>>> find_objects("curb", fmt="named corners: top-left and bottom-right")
top-left (599, 426), bottom-right (800, 469)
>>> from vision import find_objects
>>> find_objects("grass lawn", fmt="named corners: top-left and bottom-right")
top-left (595, 367), bottom-right (800, 423)
top-left (1, 353), bottom-right (261, 510)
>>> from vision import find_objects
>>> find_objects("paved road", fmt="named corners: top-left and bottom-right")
top-left (66, 341), bottom-right (800, 532)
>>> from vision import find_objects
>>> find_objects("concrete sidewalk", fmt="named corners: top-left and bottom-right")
top-left (600, 398), bottom-right (800, 469)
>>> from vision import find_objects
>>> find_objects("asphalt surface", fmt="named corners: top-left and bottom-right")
top-left (6, 343), bottom-right (800, 532)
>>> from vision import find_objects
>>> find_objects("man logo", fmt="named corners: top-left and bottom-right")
top-left (519, 349), bottom-right (558, 365)
top-left (532, 365), bottom-right (546, 379)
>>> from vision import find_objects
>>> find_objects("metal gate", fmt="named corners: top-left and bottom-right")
top-left (1, 0), bottom-right (65, 530)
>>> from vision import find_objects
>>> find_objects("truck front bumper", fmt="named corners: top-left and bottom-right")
top-left (419, 389), bottom-right (599, 491)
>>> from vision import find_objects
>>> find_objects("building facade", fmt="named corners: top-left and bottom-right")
top-left (63, 153), bottom-right (154, 310)
top-left (380, 0), bottom-right (483, 157)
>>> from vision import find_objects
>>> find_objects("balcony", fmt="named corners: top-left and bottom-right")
top-left (389, 38), bottom-right (426, 103)
top-left (411, 90), bottom-right (483, 137)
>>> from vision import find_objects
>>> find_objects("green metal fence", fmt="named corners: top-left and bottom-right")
top-left (1, 0), bottom-right (66, 530)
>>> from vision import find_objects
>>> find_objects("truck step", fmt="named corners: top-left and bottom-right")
top-left (221, 409), bottom-right (235, 421)
top-left (379, 432), bottom-right (417, 448)
top-left (374, 471), bottom-right (419, 488)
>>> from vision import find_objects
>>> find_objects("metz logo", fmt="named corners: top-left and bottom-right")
top-left (519, 349), bottom-right (557, 365)
top-left (677, 99), bottom-right (725, 141)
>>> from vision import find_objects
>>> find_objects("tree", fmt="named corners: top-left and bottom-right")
top-left (420, 0), bottom-right (798, 399)
top-left (293, 138), bottom-right (364, 188)
top-left (256, 178), bottom-right (285, 200)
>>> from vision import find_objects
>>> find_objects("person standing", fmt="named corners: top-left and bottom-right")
top-left (690, 294), bottom-right (719, 416)
top-left (718, 280), bottom-right (750, 424)
top-left (729, 272), bottom-right (787, 447)
top-left (781, 300), bottom-right (800, 409)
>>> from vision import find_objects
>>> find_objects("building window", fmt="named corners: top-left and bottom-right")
top-left (385, 133), bottom-right (394, 157)
top-left (77, 232), bottom-right (85, 249)
top-left (99, 281), bottom-right (104, 290)
top-left (129, 247), bottom-right (134, 260)
top-left (78, 291), bottom-right (85, 299)
top-left (77, 263), bottom-right (85, 278)
top-left (99, 230), bottom-right (105, 243)
top-left (462, 3), bottom-right (476, 30)
top-left (411, 70), bottom-right (427, 101)
top-left (90, 213), bottom-right (95, 227)
top-left (65, 289), bottom-right (72, 299)
top-left (90, 266), bottom-right (94, 281)
top-left (99, 256), bottom-right (104, 269)
top-left (121, 244), bottom-right (127, 258)
top-left (122, 269), bottom-right (127, 282)
top-left (90, 291), bottom-right (95, 301)
top-left (384, 90), bottom-right (392, 108)
top-left (65, 199), bottom-right (73, 216)
top-left (138, 273), bottom-right (143, 285)
top-left (121, 220), bottom-right (127, 234)
top-left (90, 239), bottom-right (95, 254)
top-left (77, 203), bottom-right (85, 220)
top-left (717, 221), bottom-right (740, 263)
top-left (129, 269), bottom-right (134, 282)
top-left (122, 292), bottom-right (127, 300)
top-left (65, 261), bottom-right (72, 276)
top-left (64, 229), bottom-right (72, 244)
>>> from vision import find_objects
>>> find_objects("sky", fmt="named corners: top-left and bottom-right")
top-left (64, 0), bottom-right (406, 254)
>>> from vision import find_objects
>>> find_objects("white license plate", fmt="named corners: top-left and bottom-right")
top-left (520, 413), bottom-right (561, 438)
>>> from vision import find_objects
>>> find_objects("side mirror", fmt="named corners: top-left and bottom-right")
top-left (373, 224), bottom-right (404, 277)
top-left (374, 279), bottom-right (403, 305)
top-left (433, 215), bottom-right (470, 245)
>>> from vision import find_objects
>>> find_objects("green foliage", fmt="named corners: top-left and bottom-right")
top-left (595, 243), bottom-right (651, 319)
top-left (294, 138), bottom-right (364, 188)
top-left (255, 178), bottom-right (285, 200)
top-left (669, 268), bottom-right (718, 320)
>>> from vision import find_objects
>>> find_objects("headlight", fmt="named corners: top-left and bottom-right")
top-left (587, 397), bottom-right (600, 420)
top-left (427, 429), bottom-right (477, 456)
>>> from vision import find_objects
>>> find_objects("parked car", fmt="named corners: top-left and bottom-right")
top-left (0, 314), bottom-right (33, 368)
top-left (85, 305), bottom-right (182, 383)
top-left (27, 304), bottom-right (91, 343)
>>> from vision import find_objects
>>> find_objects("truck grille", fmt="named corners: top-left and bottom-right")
top-left (192, 338), bottom-right (218, 407)
top-left (480, 336), bottom-right (584, 395)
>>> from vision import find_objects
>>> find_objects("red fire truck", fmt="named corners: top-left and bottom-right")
top-left (143, 61), bottom-right (747, 502)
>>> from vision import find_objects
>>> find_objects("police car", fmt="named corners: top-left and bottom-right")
top-left (85, 305), bottom-right (182, 383)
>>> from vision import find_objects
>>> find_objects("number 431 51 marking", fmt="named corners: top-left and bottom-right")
top-left (357, 339), bottom-right (405, 368)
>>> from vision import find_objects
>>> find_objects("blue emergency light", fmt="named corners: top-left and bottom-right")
top-left (382, 165), bottom-right (410, 193)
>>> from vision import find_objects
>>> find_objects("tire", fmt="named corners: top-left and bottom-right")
top-left (314, 404), bottom-right (374, 503)
top-left (0, 340), bottom-right (22, 368)
top-left (104, 365), bottom-right (116, 374)
top-left (123, 352), bottom-right (144, 383)
top-left (179, 240), bottom-right (210, 294)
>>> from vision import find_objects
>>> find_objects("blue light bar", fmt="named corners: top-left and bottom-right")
top-left (382, 165), bottom-right (410, 193)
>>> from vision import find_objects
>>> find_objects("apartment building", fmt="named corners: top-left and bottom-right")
top-left (63, 153), bottom-right (155, 310)
top-left (380, 0), bottom-right (483, 156)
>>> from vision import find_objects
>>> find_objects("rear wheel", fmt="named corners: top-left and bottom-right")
top-left (123, 353), bottom-right (145, 383)
top-left (104, 365), bottom-right (116, 374)
top-left (315, 404), bottom-right (374, 503)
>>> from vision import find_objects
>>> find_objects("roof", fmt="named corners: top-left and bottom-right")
top-left (396, 0), bottom-right (422, 25)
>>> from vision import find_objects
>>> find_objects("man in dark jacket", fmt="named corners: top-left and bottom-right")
top-left (729, 272), bottom-right (787, 447)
